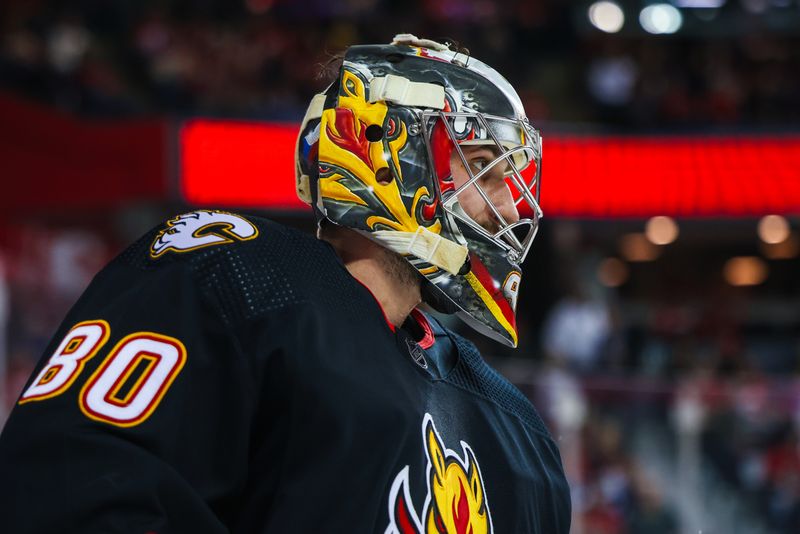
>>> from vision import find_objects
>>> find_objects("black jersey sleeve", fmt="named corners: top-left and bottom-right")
top-left (0, 218), bottom-right (286, 533)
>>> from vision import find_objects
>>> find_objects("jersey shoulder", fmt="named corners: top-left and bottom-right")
top-left (110, 210), bottom-right (342, 323)
top-left (445, 329), bottom-right (554, 440)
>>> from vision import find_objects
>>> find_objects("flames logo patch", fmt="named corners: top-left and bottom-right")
top-left (150, 210), bottom-right (258, 258)
top-left (386, 414), bottom-right (493, 534)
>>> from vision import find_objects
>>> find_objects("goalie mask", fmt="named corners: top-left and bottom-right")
top-left (295, 35), bottom-right (542, 347)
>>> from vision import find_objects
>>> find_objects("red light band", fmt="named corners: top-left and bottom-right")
top-left (180, 121), bottom-right (800, 217)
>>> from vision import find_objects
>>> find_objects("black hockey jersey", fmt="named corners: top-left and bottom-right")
top-left (0, 211), bottom-right (571, 533)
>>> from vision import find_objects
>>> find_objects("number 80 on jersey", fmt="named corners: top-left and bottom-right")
top-left (19, 320), bottom-right (187, 428)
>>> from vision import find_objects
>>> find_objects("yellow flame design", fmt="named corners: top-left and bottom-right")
top-left (425, 421), bottom-right (490, 534)
top-left (319, 69), bottom-right (441, 235)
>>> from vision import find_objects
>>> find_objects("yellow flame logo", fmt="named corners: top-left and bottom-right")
top-left (386, 414), bottom-right (492, 534)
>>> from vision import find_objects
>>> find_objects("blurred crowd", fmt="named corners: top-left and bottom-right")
top-left (1, 0), bottom-right (799, 127)
top-left (532, 252), bottom-right (800, 532)
top-left (698, 372), bottom-right (800, 533)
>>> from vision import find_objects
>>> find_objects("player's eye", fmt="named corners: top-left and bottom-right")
top-left (470, 158), bottom-right (488, 172)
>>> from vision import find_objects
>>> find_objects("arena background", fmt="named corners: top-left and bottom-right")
top-left (1, 1), bottom-right (799, 532)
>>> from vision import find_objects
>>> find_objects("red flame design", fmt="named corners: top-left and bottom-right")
top-left (421, 199), bottom-right (438, 222)
top-left (430, 119), bottom-right (455, 193)
top-left (395, 490), bottom-right (420, 534)
top-left (451, 479), bottom-right (473, 534)
top-left (326, 108), bottom-right (374, 171)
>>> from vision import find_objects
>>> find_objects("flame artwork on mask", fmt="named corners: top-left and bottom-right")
top-left (318, 69), bottom-right (440, 236)
top-left (386, 414), bottom-right (492, 534)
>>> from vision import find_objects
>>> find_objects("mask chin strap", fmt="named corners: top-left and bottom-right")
top-left (371, 226), bottom-right (468, 276)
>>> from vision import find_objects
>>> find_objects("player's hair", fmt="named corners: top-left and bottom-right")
top-left (316, 51), bottom-right (345, 84)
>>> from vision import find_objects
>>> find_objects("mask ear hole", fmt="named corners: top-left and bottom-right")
top-left (375, 167), bottom-right (394, 185)
top-left (365, 124), bottom-right (383, 142)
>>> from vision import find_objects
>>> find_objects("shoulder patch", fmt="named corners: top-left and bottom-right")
top-left (150, 210), bottom-right (259, 258)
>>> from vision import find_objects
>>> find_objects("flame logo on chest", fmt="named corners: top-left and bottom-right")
top-left (386, 414), bottom-right (492, 534)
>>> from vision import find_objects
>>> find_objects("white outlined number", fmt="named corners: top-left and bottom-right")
top-left (18, 321), bottom-right (186, 428)
top-left (79, 333), bottom-right (186, 427)
top-left (19, 321), bottom-right (110, 404)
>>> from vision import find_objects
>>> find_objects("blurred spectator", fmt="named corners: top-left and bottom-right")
top-left (542, 285), bottom-right (612, 374)
top-left (48, 230), bottom-right (109, 301)
top-left (763, 426), bottom-right (800, 530)
top-left (627, 473), bottom-right (679, 534)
